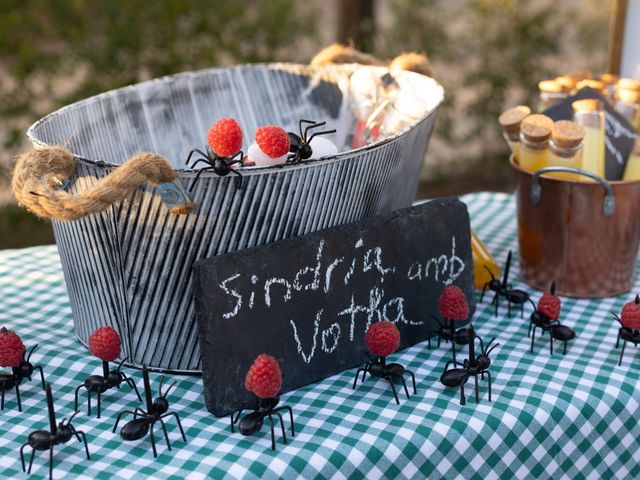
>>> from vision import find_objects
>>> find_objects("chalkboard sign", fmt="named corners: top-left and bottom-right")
top-left (193, 197), bottom-right (475, 416)
top-left (543, 87), bottom-right (638, 180)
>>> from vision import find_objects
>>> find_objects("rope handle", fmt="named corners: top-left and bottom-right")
top-left (11, 146), bottom-right (195, 221)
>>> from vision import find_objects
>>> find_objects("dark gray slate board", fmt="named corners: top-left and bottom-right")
top-left (543, 87), bottom-right (638, 181)
top-left (193, 197), bottom-right (474, 416)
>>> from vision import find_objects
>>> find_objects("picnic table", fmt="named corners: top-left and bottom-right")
top-left (1, 192), bottom-right (639, 479)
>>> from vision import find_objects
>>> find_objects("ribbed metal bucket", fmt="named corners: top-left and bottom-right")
top-left (27, 63), bottom-right (443, 372)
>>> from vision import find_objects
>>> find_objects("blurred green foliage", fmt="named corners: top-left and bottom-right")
top-left (0, 0), bottom-right (612, 248)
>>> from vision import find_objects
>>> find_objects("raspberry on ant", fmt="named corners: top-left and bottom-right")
top-left (230, 354), bottom-right (294, 451)
top-left (428, 285), bottom-right (471, 363)
top-left (0, 327), bottom-right (46, 412)
top-left (186, 118), bottom-right (244, 190)
top-left (353, 321), bottom-right (417, 405)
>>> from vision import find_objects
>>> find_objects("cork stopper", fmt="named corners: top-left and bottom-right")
top-left (572, 99), bottom-right (603, 112)
top-left (617, 78), bottom-right (640, 91)
top-left (567, 71), bottom-right (592, 82)
top-left (538, 80), bottom-right (563, 93)
top-left (551, 120), bottom-right (584, 149)
top-left (499, 105), bottom-right (531, 134)
top-left (599, 73), bottom-right (619, 86)
top-left (555, 76), bottom-right (576, 92)
top-left (576, 79), bottom-right (605, 92)
top-left (521, 114), bottom-right (554, 142)
top-left (618, 88), bottom-right (640, 104)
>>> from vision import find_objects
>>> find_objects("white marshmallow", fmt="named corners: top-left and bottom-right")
top-left (309, 136), bottom-right (338, 159)
top-left (247, 143), bottom-right (287, 167)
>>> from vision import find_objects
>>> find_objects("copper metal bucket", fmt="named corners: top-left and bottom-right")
top-left (512, 156), bottom-right (640, 297)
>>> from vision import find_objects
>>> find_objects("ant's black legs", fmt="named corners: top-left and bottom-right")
top-left (272, 411), bottom-right (287, 444)
top-left (149, 423), bottom-right (158, 458)
top-left (35, 365), bottom-right (46, 390)
top-left (15, 382), bottom-right (22, 412)
top-left (27, 446), bottom-right (36, 473)
top-left (563, 340), bottom-right (568, 355)
top-left (407, 370), bottom-right (417, 394)
top-left (273, 405), bottom-right (295, 436)
top-left (20, 443), bottom-right (29, 472)
top-left (460, 382), bottom-right (466, 406)
top-left (444, 360), bottom-right (465, 371)
top-left (530, 326), bottom-right (536, 352)
top-left (353, 368), bottom-right (367, 389)
top-left (487, 371), bottom-right (492, 402)
top-left (79, 431), bottom-right (90, 459)
top-left (122, 373), bottom-right (142, 402)
top-left (451, 340), bottom-right (457, 363)
top-left (549, 330), bottom-right (554, 355)
top-left (97, 390), bottom-right (102, 418)
top-left (474, 374), bottom-right (479, 403)
top-left (230, 168), bottom-right (243, 189)
top-left (48, 441), bottom-right (54, 480)
top-left (74, 384), bottom-right (83, 413)
top-left (619, 341), bottom-right (627, 366)
top-left (520, 303), bottom-right (524, 318)
top-left (190, 166), bottom-right (213, 192)
top-left (230, 408), bottom-right (244, 433)
top-left (386, 376), bottom-right (400, 405)
top-left (267, 414), bottom-right (276, 451)
top-left (159, 411), bottom-right (187, 441)
top-left (480, 284), bottom-right (488, 302)
top-left (1, 381), bottom-right (5, 410)
top-left (112, 410), bottom-right (138, 433)
top-left (399, 375), bottom-right (410, 399)
top-left (616, 331), bottom-right (621, 348)
top-left (157, 418), bottom-right (172, 450)
top-left (528, 320), bottom-right (532, 338)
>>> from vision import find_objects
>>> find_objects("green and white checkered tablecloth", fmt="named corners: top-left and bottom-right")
top-left (1, 192), bottom-right (640, 479)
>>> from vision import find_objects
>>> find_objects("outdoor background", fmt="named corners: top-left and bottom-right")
top-left (0, 0), bottom-right (612, 249)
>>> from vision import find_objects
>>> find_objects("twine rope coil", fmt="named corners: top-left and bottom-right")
top-left (11, 146), bottom-right (194, 221)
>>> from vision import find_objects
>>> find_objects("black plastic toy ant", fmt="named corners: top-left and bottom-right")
top-left (20, 384), bottom-right (90, 480)
top-left (612, 311), bottom-right (640, 366)
top-left (286, 119), bottom-right (336, 164)
top-left (230, 396), bottom-right (295, 451)
top-left (185, 146), bottom-right (244, 191)
top-left (480, 250), bottom-right (530, 317)
top-left (528, 282), bottom-right (575, 355)
top-left (353, 351), bottom-right (417, 405)
top-left (427, 315), bottom-right (470, 364)
top-left (74, 357), bottom-right (141, 418)
top-left (440, 325), bottom-right (498, 405)
top-left (0, 344), bottom-right (46, 412)
top-left (113, 366), bottom-right (186, 458)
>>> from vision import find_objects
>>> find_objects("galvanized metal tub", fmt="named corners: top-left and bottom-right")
top-left (27, 63), bottom-right (444, 372)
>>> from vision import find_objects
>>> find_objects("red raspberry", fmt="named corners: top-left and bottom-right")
top-left (537, 292), bottom-right (561, 320)
top-left (245, 354), bottom-right (283, 399)
top-left (365, 321), bottom-right (400, 358)
top-left (621, 295), bottom-right (640, 330)
top-left (88, 326), bottom-right (121, 362)
top-left (438, 285), bottom-right (469, 321)
top-left (207, 118), bottom-right (243, 157)
top-left (0, 327), bottom-right (25, 368)
top-left (255, 125), bottom-right (290, 158)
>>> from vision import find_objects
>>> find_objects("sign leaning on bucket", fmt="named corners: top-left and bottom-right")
top-left (193, 197), bottom-right (475, 416)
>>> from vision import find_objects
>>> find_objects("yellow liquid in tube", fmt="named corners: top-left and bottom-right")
top-left (518, 145), bottom-right (548, 173)
top-left (624, 152), bottom-right (640, 180)
top-left (580, 125), bottom-right (605, 178)
top-left (546, 149), bottom-right (582, 180)
top-left (471, 230), bottom-right (500, 290)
